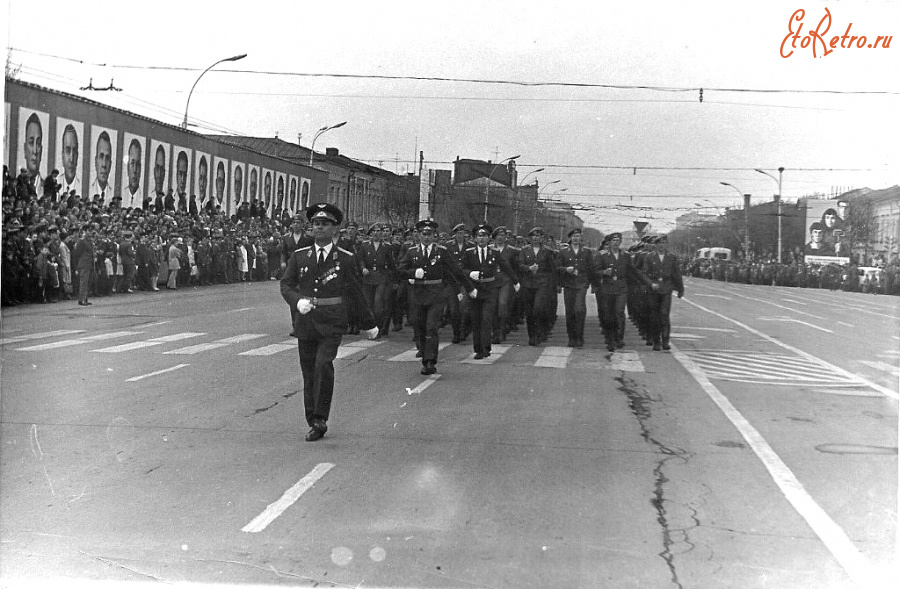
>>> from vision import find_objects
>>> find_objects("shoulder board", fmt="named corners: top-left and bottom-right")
top-left (434, 244), bottom-right (448, 252)
top-left (465, 247), bottom-right (477, 252)
top-left (337, 247), bottom-right (355, 256)
top-left (295, 246), bottom-right (312, 253)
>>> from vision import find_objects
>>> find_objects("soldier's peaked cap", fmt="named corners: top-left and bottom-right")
top-left (306, 202), bottom-right (343, 225)
top-left (607, 232), bottom-right (622, 240)
top-left (528, 226), bottom-right (545, 236)
top-left (416, 219), bottom-right (439, 232)
top-left (567, 228), bottom-right (583, 238)
top-left (473, 223), bottom-right (493, 235)
top-left (451, 223), bottom-right (466, 234)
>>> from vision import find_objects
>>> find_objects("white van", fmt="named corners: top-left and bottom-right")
top-left (695, 247), bottom-right (732, 261)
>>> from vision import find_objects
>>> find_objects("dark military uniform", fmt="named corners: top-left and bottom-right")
top-left (358, 233), bottom-right (396, 336)
top-left (462, 228), bottom-right (519, 358)
top-left (519, 230), bottom-right (557, 346)
top-left (636, 238), bottom-right (684, 350)
top-left (491, 237), bottom-right (521, 343)
top-left (592, 236), bottom-right (634, 351)
top-left (556, 240), bottom-right (593, 348)
top-left (444, 234), bottom-right (473, 343)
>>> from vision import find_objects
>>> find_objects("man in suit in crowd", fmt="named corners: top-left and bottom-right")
top-left (73, 225), bottom-right (96, 306)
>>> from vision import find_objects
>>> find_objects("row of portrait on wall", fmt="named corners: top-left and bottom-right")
top-left (6, 104), bottom-right (311, 215)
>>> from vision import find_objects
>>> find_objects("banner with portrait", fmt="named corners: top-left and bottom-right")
top-left (88, 125), bottom-right (118, 202)
top-left (288, 175), bottom-right (298, 214)
top-left (171, 146), bottom-right (191, 208)
top-left (121, 133), bottom-right (146, 209)
top-left (55, 117), bottom-right (84, 197)
top-left (231, 161), bottom-right (246, 212)
top-left (149, 140), bottom-right (171, 204)
top-left (194, 151), bottom-right (210, 210)
top-left (5, 103), bottom-right (12, 171)
top-left (246, 165), bottom-right (261, 205)
top-left (261, 168), bottom-right (273, 216)
top-left (300, 177), bottom-right (311, 211)
top-left (211, 156), bottom-right (229, 213)
top-left (274, 171), bottom-right (287, 215)
top-left (17, 107), bottom-right (49, 197)
top-left (804, 197), bottom-right (852, 262)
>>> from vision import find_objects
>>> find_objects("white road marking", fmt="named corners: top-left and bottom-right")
top-left (683, 299), bottom-right (898, 400)
top-left (93, 333), bottom-right (206, 353)
top-left (859, 360), bottom-right (900, 378)
top-left (670, 345), bottom-right (880, 588)
top-left (780, 298), bottom-right (806, 305)
top-left (534, 346), bottom-right (572, 368)
top-left (16, 331), bottom-right (143, 351)
top-left (388, 343), bottom-right (452, 362)
top-left (228, 307), bottom-right (254, 312)
top-left (139, 321), bottom-right (172, 328)
top-left (757, 316), bottom-right (832, 333)
top-left (239, 340), bottom-right (297, 356)
top-left (407, 374), bottom-right (442, 395)
top-left (690, 294), bottom-right (732, 300)
top-left (672, 327), bottom-right (736, 333)
top-left (164, 334), bottom-right (267, 355)
top-left (126, 364), bottom-right (189, 382)
top-left (336, 340), bottom-right (383, 359)
top-left (0, 329), bottom-right (85, 345)
top-left (461, 345), bottom-right (512, 364)
top-left (835, 321), bottom-right (854, 328)
top-left (668, 333), bottom-right (705, 340)
top-left (607, 349), bottom-right (645, 372)
top-left (242, 463), bottom-right (334, 533)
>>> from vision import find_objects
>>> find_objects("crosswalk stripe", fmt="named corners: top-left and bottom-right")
top-left (239, 340), bottom-right (296, 356)
top-left (859, 360), bottom-right (900, 377)
top-left (690, 357), bottom-right (827, 379)
top-left (16, 331), bottom-right (143, 351)
top-left (0, 329), bottom-right (85, 345)
top-left (695, 351), bottom-right (814, 370)
top-left (336, 340), bottom-right (383, 359)
top-left (93, 332), bottom-right (205, 353)
top-left (388, 343), bottom-right (452, 362)
top-left (164, 334), bottom-right (267, 355)
top-left (534, 346), bottom-right (572, 368)
top-left (607, 350), bottom-right (645, 372)
top-left (461, 345), bottom-right (513, 364)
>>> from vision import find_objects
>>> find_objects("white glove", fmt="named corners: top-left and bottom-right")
top-left (365, 327), bottom-right (379, 340)
top-left (457, 293), bottom-right (464, 302)
top-left (513, 283), bottom-right (520, 293)
top-left (362, 268), bottom-right (370, 276)
top-left (414, 268), bottom-right (425, 279)
top-left (469, 271), bottom-right (480, 280)
top-left (470, 289), bottom-right (478, 299)
top-left (529, 264), bottom-right (539, 274)
top-left (296, 298), bottom-right (314, 314)
top-left (566, 266), bottom-right (575, 275)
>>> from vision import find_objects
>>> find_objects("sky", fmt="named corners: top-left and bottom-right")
top-left (4, 0), bottom-right (899, 233)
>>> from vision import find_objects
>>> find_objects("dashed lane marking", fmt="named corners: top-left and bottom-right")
top-left (758, 316), bottom-right (832, 333)
top-left (126, 364), bottom-right (190, 382)
top-left (242, 463), bottom-right (334, 534)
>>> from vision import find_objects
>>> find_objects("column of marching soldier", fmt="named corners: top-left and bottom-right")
top-left (280, 204), bottom-right (685, 441)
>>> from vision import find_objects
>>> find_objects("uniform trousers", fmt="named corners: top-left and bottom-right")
top-left (493, 274), bottom-right (514, 338)
top-left (391, 282), bottom-right (407, 329)
top-left (522, 284), bottom-right (553, 340)
top-left (600, 290), bottom-right (628, 343)
top-left (410, 288), bottom-right (445, 363)
top-left (443, 284), bottom-right (469, 340)
top-left (469, 287), bottom-right (497, 354)
top-left (77, 268), bottom-right (91, 303)
top-left (363, 282), bottom-right (392, 333)
top-left (646, 292), bottom-right (673, 344)
top-left (297, 333), bottom-right (342, 426)
top-left (563, 286), bottom-right (588, 343)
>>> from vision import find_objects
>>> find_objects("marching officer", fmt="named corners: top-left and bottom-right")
top-left (280, 203), bottom-right (378, 442)
top-left (491, 226), bottom-right (521, 343)
top-left (462, 223), bottom-right (520, 359)
top-left (635, 235), bottom-right (684, 351)
top-left (397, 219), bottom-right (476, 375)
top-left (556, 228), bottom-right (593, 348)
top-left (282, 213), bottom-right (315, 336)
top-left (358, 223), bottom-right (397, 338)
top-left (592, 232), bottom-right (634, 352)
top-left (519, 226), bottom-right (557, 346)
top-left (444, 223), bottom-right (472, 343)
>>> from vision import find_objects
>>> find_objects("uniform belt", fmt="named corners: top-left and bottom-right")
top-left (476, 276), bottom-right (495, 283)
top-left (312, 296), bottom-right (343, 306)
top-left (414, 279), bottom-right (444, 285)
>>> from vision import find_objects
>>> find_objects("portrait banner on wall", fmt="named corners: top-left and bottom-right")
top-left (275, 171), bottom-right (287, 216)
top-left (17, 106), bottom-right (49, 197)
top-left (171, 145), bottom-right (191, 207)
top-left (212, 156), bottom-right (229, 213)
top-left (4, 103), bottom-right (11, 171)
top-left (300, 177), bottom-right (311, 211)
top-left (194, 151), bottom-right (210, 211)
top-left (262, 168), bottom-right (273, 216)
top-left (149, 140), bottom-right (171, 206)
top-left (288, 175), bottom-right (298, 214)
top-left (247, 165), bottom-right (261, 206)
top-left (121, 132), bottom-right (146, 209)
top-left (55, 117), bottom-right (84, 197)
top-left (89, 124), bottom-right (118, 202)
top-left (231, 161), bottom-right (246, 212)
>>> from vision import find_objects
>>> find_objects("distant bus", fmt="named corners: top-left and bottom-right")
top-left (694, 247), bottom-right (732, 262)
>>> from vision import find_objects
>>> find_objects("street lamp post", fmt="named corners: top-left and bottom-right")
top-left (755, 167), bottom-right (785, 263)
top-left (182, 54), bottom-right (247, 130)
top-left (309, 121), bottom-right (347, 167)
top-left (484, 155), bottom-right (520, 223)
top-left (514, 168), bottom-right (544, 234)
top-left (720, 181), bottom-right (751, 258)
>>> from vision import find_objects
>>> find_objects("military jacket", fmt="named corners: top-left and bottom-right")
top-left (519, 245), bottom-right (557, 288)
top-left (462, 245), bottom-right (519, 298)
top-left (637, 252), bottom-right (684, 296)
top-left (358, 240), bottom-right (396, 285)
top-left (591, 249), bottom-right (634, 295)
top-left (556, 246), bottom-right (593, 289)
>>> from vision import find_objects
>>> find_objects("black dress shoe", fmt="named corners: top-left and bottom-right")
top-left (662, 343), bottom-right (671, 351)
top-left (451, 336), bottom-right (461, 344)
top-left (392, 325), bottom-right (403, 332)
top-left (305, 428), bottom-right (325, 442)
top-left (653, 343), bottom-right (662, 351)
top-left (491, 336), bottom-right (502, 345)
top-left (474, 352), bottom-right (485, 360)
top-left (421, 363), bottom-right (437, 375)
top-left (607, 343), bottom-right (616, 352)
top-left (415, 350), bottom-right (423, 358)
top-left (616, 340), bottom-right (625, 349)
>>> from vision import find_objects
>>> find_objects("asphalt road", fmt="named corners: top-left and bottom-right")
top-left (1, 277), bottom-right (897, 589)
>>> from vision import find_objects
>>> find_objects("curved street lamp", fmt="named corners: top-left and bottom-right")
top-left (484, 155), bottom-right (520, 222)
top-left (182, 53), bottom-right (247, 130)
top-left (755, 167), bottom-right (785, 262)
top-left (721, 181), bottom-right (751, 257)
top-left (518, 167), bottom-right (545, 186)
top-left (309, 121), bottom-right (348, 167)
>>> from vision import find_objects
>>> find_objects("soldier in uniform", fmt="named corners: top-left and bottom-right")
top-left (592, 232), bottom-right (633, 352)
top-left (462, 223), bottom-right (519, 359)
top-left (397, 219), bottom-right (476, 375)
top-left (519, 226), bottom-right (557, 346)
top-left (556, 228), bottom-right (593, 348)
top-left (635, 235), bottom-right (684, 351)
top-left (389, 227), bottom-right (410, 332)
top-left (444, 223), bottom-right (472, 343)
top-left (490, 226), bottom-right (521, 343)
top-left (280, 203), bottom-right (378, 442)
top-left (358, 222), bottom-right (397, 338)
top-left (281, 214), bottom-right (315, 336)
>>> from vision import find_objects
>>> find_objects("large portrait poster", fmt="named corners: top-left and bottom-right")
top-left (262, 168), bottom-right (273, 215)
top-left (17, 107), bottom-right (49, 197)
top-left (149, 140), bottom-right (170, 203)
top-left (247, 165), bottom-right (260, 205)
top-left (4, 103), bottom-right (11, 171)
top-left (194, 151), bottom-right (210, 211)
top-left (288, 175), bottom-right (298, 214)
top-left (300, 177), bottom-right (311, 211)
top-left (171, 145), bottom-right (191, 208)
top-left (231, 161), bottom-right (246, 212)
top-left (275, 171), bottom-right (287, 214)
top-left (212, 156), bottom-right (229, 213)
top-left (89, 125), bottom-right (118, 202)
top-left (55, 117), bottom-right (84, 197)
top-left (804, 197), bottom-right (852, 263)
top-left (121, 133), bottom-right (146, 209)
